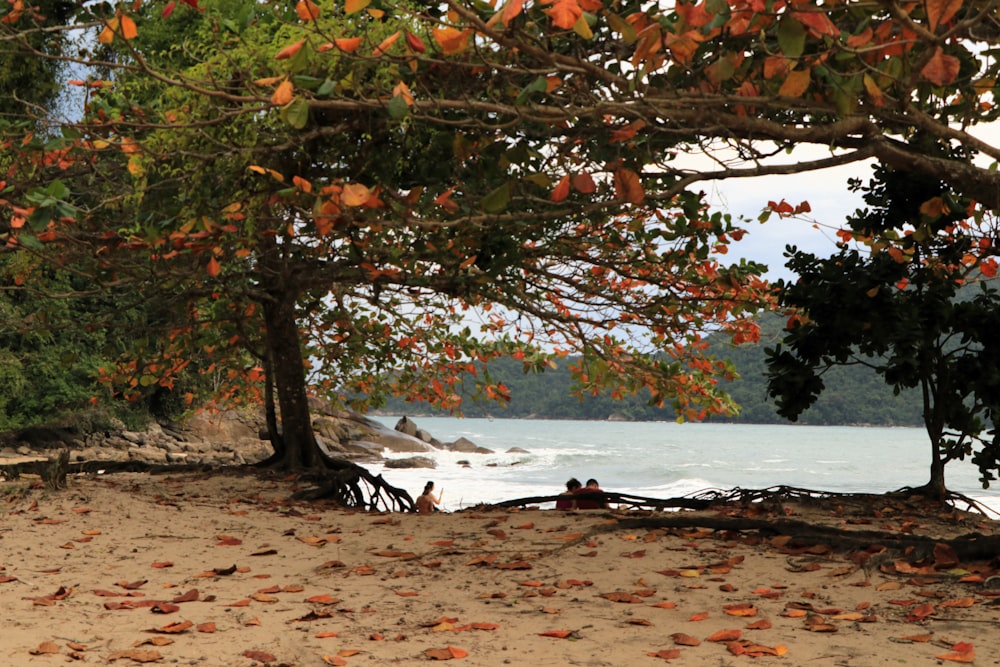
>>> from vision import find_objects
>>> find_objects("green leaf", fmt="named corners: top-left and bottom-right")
top-left (515, 77), bottom-right (548, 105)
top-left (606, 12), bottom-right (637, 44)
top-left (481, 183), bottom-right (511, 213)
top-left (281, 97), bottom-right (310, 129)
top-left (288, 39), bottom-right (311, 74)
top-left (291, 75), bottom-right (325, 90)
top-left (524, 173), bottom-right (552, 189)
top-left (777, 17), bottom-right (806, 59)
top-left (388, 94), bottom-right (409, 119)
top-left (316, 79), bottom-right (335, 97)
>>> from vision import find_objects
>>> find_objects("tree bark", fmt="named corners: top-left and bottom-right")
top-left (261, 292), bottom-right (324, 470)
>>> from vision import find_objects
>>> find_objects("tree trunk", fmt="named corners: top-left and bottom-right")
top-left (926, 446), bottom-right (948, 499)
top-left (921, 378), bottom-right (948, 499)
top-left (262, 293), bottom-right (325, 470)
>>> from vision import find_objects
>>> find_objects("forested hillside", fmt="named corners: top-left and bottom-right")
top-left (378, 313), bottom-right (923, 426)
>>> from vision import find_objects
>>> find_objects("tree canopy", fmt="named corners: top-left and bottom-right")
top-left (3, 0), bottom-right (1000, 497)
top-left (767, 158), bottom-right (1000, 497)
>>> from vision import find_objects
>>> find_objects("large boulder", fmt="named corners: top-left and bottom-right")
top-left (384, 456), bottom-right (436, 469)
top-left (394, 416), bottom-right (419, 437)
top-left (443, 436), bottom-right (494, 454)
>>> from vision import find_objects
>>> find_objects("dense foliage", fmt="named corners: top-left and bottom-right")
top-left (767, 160), bottom-right (1000, 494)
top-left (3, 0), bottom-right (1000, 496)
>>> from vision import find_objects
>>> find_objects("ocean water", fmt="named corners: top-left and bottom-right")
top-left (367, 417), bottom-right (1000, 515)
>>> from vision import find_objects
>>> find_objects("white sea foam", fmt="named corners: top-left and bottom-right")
top-left (369, 417), bottom-right (1000, 514)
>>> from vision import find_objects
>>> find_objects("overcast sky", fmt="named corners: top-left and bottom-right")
top-left (704, 161), bottom-right (870, 280)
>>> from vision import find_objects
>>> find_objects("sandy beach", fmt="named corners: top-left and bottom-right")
top-left (1, 468), bottom-right (998, 666)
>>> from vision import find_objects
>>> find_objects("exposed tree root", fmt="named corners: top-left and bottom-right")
top-left (289, 466), bottom-right (415, 512)
top-left (486, 485), bottom-right (1000, 563)
top-left (0, 453), bottom-right (415, 512)
top-left (489, 484), bottom-right (996, 517)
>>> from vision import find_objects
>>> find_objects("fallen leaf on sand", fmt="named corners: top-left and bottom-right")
top-left (29, 641), bottom-right (60, 655)
top-left (539, 630), bottom-right (574, 639)
top-left (242, 650), bottom-right (276, 662)
top-left (424, 646), bottom-right (469, 660)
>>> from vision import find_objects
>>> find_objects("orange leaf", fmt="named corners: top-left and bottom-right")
top-left (706, 629), bottom-right (742, 642)
top-left (468, 622), bottom-right (499, 630)
top-left (921, 47), bottom-right (960, 86)
top-left (671, 633), bottom-right (701, 646)
top-left (154, 620), bottom-right (193, 634)
top-left (613, 167), bottom-right (644, 204)
top-left (926, 0), bottom-right (963, 30)
top-left (344, 0), bottom-right (370, 13)
top-left (120, 14), bottom-right (138, 40)
top-left (723, 603), bottom-right (757, 617)
top-left (688, 612), bottom-right (709, 621)
top-left (30, 642), bottom-right (60, 655)
top-left (551, 174), bottom-right (571, 202)
top-left (906, 602), bottom-right (937, 621)
top-left (647, 649), bottom-right (682, 660)
top-left (341, 183), bottom-right (371, 206)
top-left (572, 172), bottom-right (597, 194)
top-left (319, 37), bottom-right (362, 53)
top-left (502, 0), bottom-right (525, 24)
top-left (433, 27), bottom-right (471, 54)
top-left (539, 630), bottom-right (573, 638)
top-left (296, 0), bottom-right (320, 20)
top-left (98, 19), bottom-right (117, 45)
top-left (307, 593), bottom-right (341, 605)
top-left (275, 40), bottom-right (305, 60)
top-left (424, 646), bottom-right (468, 660)
top-left (791, 10), bottom-right (838, 37)
top-left (651, 601), bottom-right (677, 609)
top-left (940, 597), bottom-right (975, 608)
top-left (322, 656), bottom-right (347, 666)
top-left (243, 650), bottom-right (276, 663)
top-left (863, 74), bottom-right (885, 107)
top-left (746, 619), bottom-right (772, 630)
top-left (373, 30), bottom-right (400, 56)
top-left (544, 0), bottom-right (582, 30)
top-left (206, 256), bottom-right (221, 277)
top-left (763, 56), bottom-right (790, 80)
top-left (938, 653), bottom-right (975, 664)
top-left (271, 79), bottom-right (294, 106)
top-left (404, 30), bottom-right (426, 53)
top-left (778, 68), bottom-right (811, 98)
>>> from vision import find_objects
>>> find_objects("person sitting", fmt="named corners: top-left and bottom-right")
top-left (415, 481), bottom-right (443, 513)
top-left (555, 478), bottom-right (582, 509)
top-left (573, 478), bottom-right (607, 509)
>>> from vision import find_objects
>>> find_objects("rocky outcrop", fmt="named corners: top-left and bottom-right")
top-left (0, 408), bottom-right (499, 468)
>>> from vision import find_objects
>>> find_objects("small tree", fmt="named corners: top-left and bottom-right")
top-left (766, 156), bottom-right (1000, 498)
